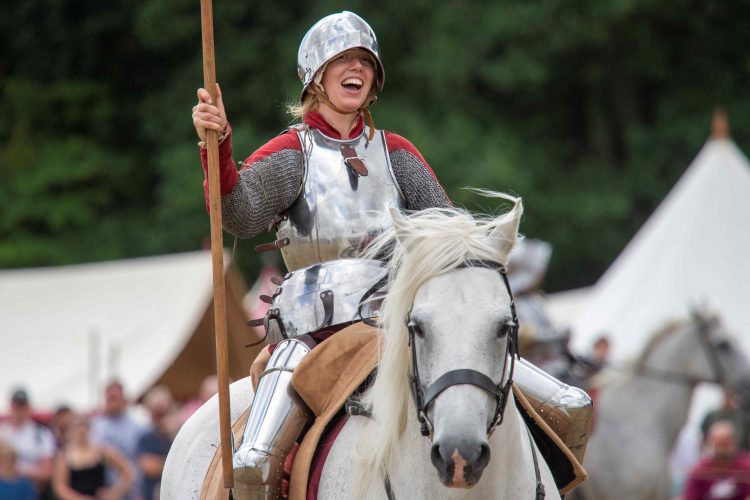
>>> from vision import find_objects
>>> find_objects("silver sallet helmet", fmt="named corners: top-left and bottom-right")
top-left (297, 11), bottom-right (385, 103)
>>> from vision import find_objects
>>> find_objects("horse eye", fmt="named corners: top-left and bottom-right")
top-left (409, 322), bottom-right (425, 338)
top-left (497, 322), bottom-right (513, 339)
top-left (714, 339), bottom-right (732, 352)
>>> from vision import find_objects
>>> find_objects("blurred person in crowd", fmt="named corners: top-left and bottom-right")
top-left (0, 388), bottom-right (55, 495)
top-left (90, 381), bottom-right (144, 499)
top-left (0, 438), bottom-right (37, 499)
top-left (50, 405), bottom-right (73, 450)
top-left (136, 386), bottom-right (177, 500)
top-left (52, 414), bottom-right (134, 500)
top-left (701, 390), bottom-right (750, 452)
top-left (683, 419), bottom-right (750, 500)
top-left (178, 375), bottom-right (218, 425)
top-left (591, 335), bottom-right (611, 368)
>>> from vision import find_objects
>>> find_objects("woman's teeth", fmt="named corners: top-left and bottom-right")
top-left (342, 78), bottom-right (363, 89)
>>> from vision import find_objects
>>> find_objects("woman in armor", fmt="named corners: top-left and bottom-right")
top-left (192, 11), bottom-right (590, 499)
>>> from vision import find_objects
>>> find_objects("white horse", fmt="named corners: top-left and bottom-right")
top-left (318, 195), bottom-right (559, 499)
top-left (568, 312), bottom-right (750, 500)
top-left (162, 194), bottom-right (562, 499)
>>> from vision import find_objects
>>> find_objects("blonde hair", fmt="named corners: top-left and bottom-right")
top-left (286, 91), bottom-right (320, 120)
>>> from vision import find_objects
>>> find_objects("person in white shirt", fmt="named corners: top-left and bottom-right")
top-left (0, 388), bottom-right (55, 494)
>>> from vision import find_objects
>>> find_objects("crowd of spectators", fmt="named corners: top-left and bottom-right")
top-left (0, 377), bottom-right (216, 500)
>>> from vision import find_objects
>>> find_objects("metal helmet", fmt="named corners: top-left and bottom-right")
top-left (297, 11), bottom-right (385, 103)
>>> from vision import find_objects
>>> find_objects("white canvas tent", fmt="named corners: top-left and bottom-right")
top-left (569, 134), bottom-right (750, 365)
top-left (0, 251), bottom-right (262, 413)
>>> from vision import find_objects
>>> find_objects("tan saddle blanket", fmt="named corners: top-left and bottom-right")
top-left (201, 322), bottom-right (586, 498)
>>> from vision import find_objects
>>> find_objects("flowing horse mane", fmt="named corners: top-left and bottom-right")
top-left (353, 191), bottom-right (523, 496)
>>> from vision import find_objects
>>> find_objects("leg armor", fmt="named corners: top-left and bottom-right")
top-left (514, 357), bottom-right (593, 463)
top-left (233, 337), bottom-right (313, 499)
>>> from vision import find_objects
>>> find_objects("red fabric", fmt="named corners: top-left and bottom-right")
top-left (266, 323), bottom-right (350, 355)
top-left (683, 453), bottom-right (750, 500)
top-left (200, 125), bottom-right (302, 206)
top-left (385, 132), bottom-right (438, 180)
top-left (200, 111), bottom-right (353, 208)
top-left (200, 124), bottom-right (238, 200)
top-left (199, 110), bottom-right (443, 209)
top-left (307, 413), bottom-right (349, 500)
top-left (304, 112), bottom-right (365, 139)
top-left (241, 131), bottom-right (301, 166)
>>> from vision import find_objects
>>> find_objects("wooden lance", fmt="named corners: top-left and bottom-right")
top-left (200, 0), bottom-right (234, 489)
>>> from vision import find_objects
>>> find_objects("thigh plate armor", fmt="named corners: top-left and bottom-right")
top-left (264, 258), bottom-right (386, 343)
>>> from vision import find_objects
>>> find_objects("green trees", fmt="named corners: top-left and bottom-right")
top-left (2, 0), bottom-right (748, 290)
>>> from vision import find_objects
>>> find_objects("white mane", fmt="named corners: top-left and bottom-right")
top-left (354, 192), bottom-right (523, 496)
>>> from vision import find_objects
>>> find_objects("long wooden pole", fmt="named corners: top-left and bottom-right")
top-left (199, 0), bottom-right (234, 489)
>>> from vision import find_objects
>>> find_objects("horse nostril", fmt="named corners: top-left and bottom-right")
top-left (476, 442), bottom-right (491, 470)
top-left (431, 442), bottom-right (449, 469)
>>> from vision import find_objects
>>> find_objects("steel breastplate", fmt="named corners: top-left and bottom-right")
top-left (275, 125), bottom-right (405, 272)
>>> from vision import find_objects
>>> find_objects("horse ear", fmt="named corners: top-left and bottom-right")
top-left (484, 197), bottom-right (523, 260)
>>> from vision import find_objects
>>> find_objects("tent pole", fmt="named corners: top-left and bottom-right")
top-left (199, 0), bottom-right (234, 489)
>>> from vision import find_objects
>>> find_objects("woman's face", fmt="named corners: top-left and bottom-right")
top-left (67, 416), bottom-right (91, 445)
top-left (320, 48), bottom-right (376, 114)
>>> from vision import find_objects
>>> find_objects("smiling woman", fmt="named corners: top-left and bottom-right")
top-left (189, 10), bottom-right (452, 497)
top-left (181, 10), bottom-right (592, 500)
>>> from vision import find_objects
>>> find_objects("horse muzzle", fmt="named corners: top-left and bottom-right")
top-left (430, 438), bottom-right (491, 488)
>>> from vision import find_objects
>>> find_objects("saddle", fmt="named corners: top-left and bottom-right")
top-left (201, 322), bottom-right (586, 499)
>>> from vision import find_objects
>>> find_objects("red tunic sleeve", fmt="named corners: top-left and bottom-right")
top-left (200, 127), bottom-right (301, 204)
top-left (384, 132), bottom-right (440, 180)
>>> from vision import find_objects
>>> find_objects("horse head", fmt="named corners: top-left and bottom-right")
top-left (410, 264), bottom-right (516, 487)
top-left (687, 308), bottom-right (750, 402)
top-left (358, 193), bottom-right (523, 490)
top-left (636, 308), bottom-right (750, 402)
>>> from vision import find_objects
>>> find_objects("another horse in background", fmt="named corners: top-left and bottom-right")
top-left (569, 311), bottom-right (750, 500)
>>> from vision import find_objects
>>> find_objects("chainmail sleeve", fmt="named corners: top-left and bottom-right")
top-left (220, 149), bottom-right (304, 238)
top-left (389, 149), bottom-right (452, 210)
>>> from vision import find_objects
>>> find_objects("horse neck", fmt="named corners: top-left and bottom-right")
top-left (482, 395), bottom-right (542, 492)
top-left (628, 327), bottom-right (699, 442)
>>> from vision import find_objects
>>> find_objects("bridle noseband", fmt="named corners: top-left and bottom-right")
top-left (407, 259), bottom-right (519, 438)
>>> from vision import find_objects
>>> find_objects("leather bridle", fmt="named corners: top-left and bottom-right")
top-left (406, 259), bottom-right (520, 438)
